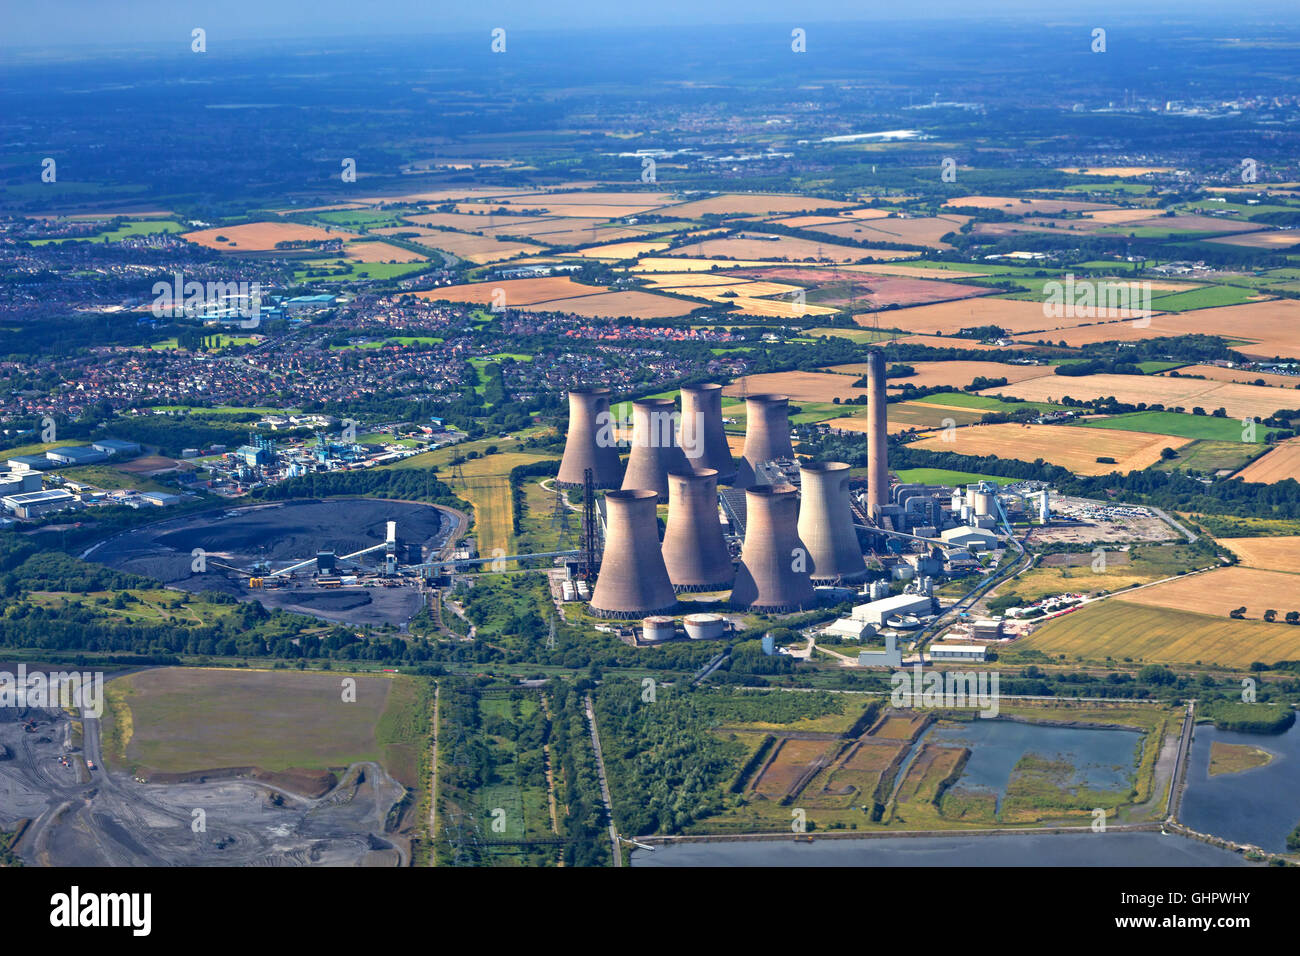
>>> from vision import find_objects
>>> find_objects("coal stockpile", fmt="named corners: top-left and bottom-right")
top-left (90, 498), bottom-right (457, 626)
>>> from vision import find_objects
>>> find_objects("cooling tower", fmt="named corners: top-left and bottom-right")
top-left (865, 351), bottom-right (889, 512)
top-left (589, 489), bottom-right (678, 619)
top-left (621, 398), bottom-right (690, 501)
top-left (679, 383), bottom-right (737, 484)
top-left (797, 461), bottom-right (867, 583)
top-left (736, 394), bottom-right (794, 489)
top-left (731, 483), bottom-right (815, 613)
top-left (557, 386), bottom-right (624, 489)
top-left (662, 468), bottom-right (734, 592)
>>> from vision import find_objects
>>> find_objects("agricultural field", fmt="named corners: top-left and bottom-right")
top-left (1233, 438), bottom-right (1300, 483)
top-left (989, 372), bottom-right (1297, 421)
top-left (343, 241), bottom-right (428, 263)
top-left (1218, 536), bottom-right (1300, 569)
top-left (909, 422), bottom-right (1191, 475)
top-left (419, 275), bottom-right (606, 306)
top-left (665, 234), bottom-right (915, 262)
top-left (520, 290), bottom-right (699, 318)
top-left (824, 360), bottom-right (1056, 391)
top-left (893, 468), bottom-right (1019, 486)
top-left (655, 193), bottom-right (854, 217)
top-left (1119, 566), bottom-right (1300, 619)
top-left (1159, 365), bottom-right (1300, 390)
top-left (182, 221), bottom-right (357, 250)
top-left (1016, 598), bottom-right (1300, 669)
top-left (1071, 410), bottom-right (1281, 443)
top-left (943, 196), bottom-right (1116, 214)
top-left (102, 668), bottom-right (424, 789)
top-left (856, 296), bottom-right (1113, 336)
top-left (722, 370), bottom-right (869, 403)
top-left (1153, 440), bottom-right (1267, 475)
top-left (1014, 299), bottom-right (1300, 360)
top-left (787, 214), bottom-right (970, 250)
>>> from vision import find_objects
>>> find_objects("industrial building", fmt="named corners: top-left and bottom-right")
top-left (7, 455), bottom-right (52, 471)
top-left (850, 593), bottom-right (934, 627)
top-left (589, 489), bottom-right (677, 619)
top-left (91, 439), bottom-right (142, 457)
top-left (858, 633), bottom-right (903, 668)
top-left (823, 618), bottom-right (874, 640)
top-left (678, 383), bottom-right (737, 483)
top-left (661, 468), bottom-right (734, 592)
top-left (940, 526), bottom-right (999, 550)
top-left (44, 446), bottom-right (109, 466)
top-left (0, 471), bottom-right (42, 495)
top-left (731, 483), bottom-right (814, 612)
top-left (557, 386), bottom-right (625, 489)
top-left (2, 488), bottom-right (80, 518)
top-left (797, 461), bottom-right (867, 583)
top-left (621, 397), bottom-right (690, 501)
top-left (864, 350), bottom-right (889, 515)
top-left (929, 643), bottom-right (988, 662)
top-left (735, 394), bottom-right (794, 489)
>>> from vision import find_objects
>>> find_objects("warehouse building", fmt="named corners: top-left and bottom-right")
top-left (7, 455), bottom-right (53, 471)
top-left (929, 643), bottom-right (987, 662)
top-left (940, 526), bottom-right (1000, 551)
top-left (0, 471), bottom-right (42, 495)
top-left (92, 439), bottom-right (142, 456)
top-left (45, 445), bottom-right (109, 466)
top-left (850, 593), bottom-right (934, 628)
top-left (2, 489), bottom-right (81, 518)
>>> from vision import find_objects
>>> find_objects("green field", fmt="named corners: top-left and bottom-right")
top-left (330, 335), bottom-right (445, 350)
top-left (1071, 410), bottom-right (1279, 443)
top-left (912, 391), bottom-right (1067, 413)
top-left (1014, 599), bottom-right (1300, 670)
top-left (1153, 440), bottom-right (1269, 474)
top-left (33, 219), bottom-right (185, 245)
top-left (103, 668), bottom-right (426, 788)
top-left (893, 468), bottom-right (1018, 487)
top-left (291, 259), bottom-right (431, 282)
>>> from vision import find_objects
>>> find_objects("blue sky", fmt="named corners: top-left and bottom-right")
top-left (6, 0), bottom-right (1295, 52)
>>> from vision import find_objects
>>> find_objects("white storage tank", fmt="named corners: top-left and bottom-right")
top-left (562, 581), bottom-right (576, 601)
top-left (684, 613), bottom-right (727, 640)
top-left (641, 616), bottom-right (676, 643)
top-left (890, 565), bottom-right (915, 581)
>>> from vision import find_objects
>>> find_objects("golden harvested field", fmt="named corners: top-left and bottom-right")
top-left (1013, 299), bottom-right (1300, 360)
top-left (942, 196), bottom-right (1114, 214)
top-left (826, 403), bottom-right (985, 435)
top-left (637, 272), bottom-right (739, 288)
top-left (1017, 599), bottom-right (1299, 669)
top-left (560, 240), bottom-right (672, 259)
top-left (666, 235), bottom-right (915, 262)
top-left (660, 193), bottom-right (853, 218)
top-left (1127, 214), bottom-right (1259, 234)
top-left (1119, 566), bottom-right (1300, 618)
top-left (183, 221), bottom-right (357, 250)
top-left (823, 360), bottom-right (1056, 390)
top-left (632, 256), bottom-right (815, 272)
top-left (390, 231), bottom-right (544, 263)
top-left (722, 371), bottom-right (868, 403)
top-left (420, 275), bottom-right (606, 305)
top-left (792, 215), bottom-right (970, 250)
top-left (1218, 536), bottom-right (1300, 568)
top-left (1233, 439), bottom-right (1300, 484)
top-left (343, 241), bottom-right (427, 263)
top-left (856, 297), bottom-right (1095, 335)
top-left (1208, 230), bottom-right (1300, 249)
top-left (517, 290), bottom-right (698, 318)
top-left (909, 422), bottom-right (1192, 474)
top-left (1158, 364), bottom-right (1300, 389)
top-left (988, 372), bottom-right (1297, 420)
top-left (396, 212), bottom-right (549, 231)
top-left (895, 334), bottom-right (1035, 351)
top-left (1058, 166), bottom-right (1174, 176)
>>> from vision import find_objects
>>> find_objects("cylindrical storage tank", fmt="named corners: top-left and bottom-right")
top-left (641, 616), bottom-right (676, 643)
top-left (865, 350), bottom-right (889, 512)
top-left (557, 386), bottom-right (625, 489)
top-left (662, 468), bottom-right (734, 592)
top-left (890, 565), bottom-right (915, 581)
top-left (589, 489), bottom-right (677, 619)
top-left (736, 394), bottom-right (794, 488)
top-left (973, 492), bottom-right (993, 517)
top-left (684, 613), bottom-right (727, 640)
top-left (621, 398), bottom-right (690, 501)
top-left (731, 483), bottom-right (815, 612)
top-left (959, 505), bottom-right (972, 522)
top-left (797, 461), bottom-right (867, 583)
top-left (679, 383), bottom-right (737, 484)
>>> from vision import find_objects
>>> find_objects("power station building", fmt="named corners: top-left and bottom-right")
top-left (558, 386), bottom-right (625, 489)
top-left (735, 394), bottom-right (794, 489)
top-left (730, 483), bottom-right (814, 612)
top-left (797, 461), bottom-right (867, 583)
top-left (679, 383), bottom-right (737, 483)
top-left (589, 489), bottom-right (677, 619)
top-left (621, 397), bottom-right (690, 501)
top-left (661, 467), bottom-right (734, 592)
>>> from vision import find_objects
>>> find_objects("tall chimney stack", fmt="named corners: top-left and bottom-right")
top-left (731, 483), bottom-right (814, 612)
top-left (621, 398), bottom-right (690, 501)
top-left (662, 468), bottom-right (734, 592)
top-left (679, 384), bottom-right (737, 484)
top-left (866, 351), bottom-right (889, 513)
top-left (736, 393), bottom-right (794, 489)
top-left (798, 461), bottom-right (867, 582)
top-left (558, 386), bottom-right (624, 489)
top-left (589, 489), bottom-right (678, 619)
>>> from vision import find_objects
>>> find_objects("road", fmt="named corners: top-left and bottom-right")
top-left (584, 694), bottom-right (622, 867)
